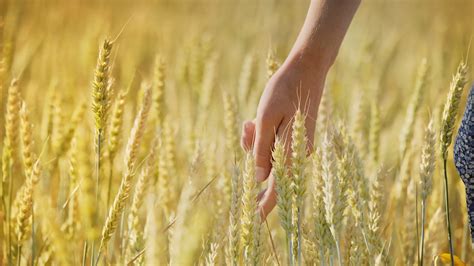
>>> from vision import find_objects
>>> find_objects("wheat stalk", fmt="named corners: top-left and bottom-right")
top-left (126, 136), bottom-right (158, 261)
top-left (266, 49), bottom-right (280, 79)
top-left (153, 55), bottom-right (166, 127)
top-left (290, 109), bottom-right (308, 265)
top-left (369, 101), bottom-right (381, 166)
top-left (439, 61), bottom-right (468, 264)
top-left (311, 148), bottom-right (334, 264)
top-left (55, 102), bottom-right (86, 157)
top-left (419, 118), bottom-right (436, 265)
top-left (98, 85), bottom-right (152, 255)
top-left (228, 163), bottom-right (242, 266)
top-left (240, 152), bottom-right (257, 264)
top-left (273, 137), bottom-right (293, 263)
top-left (91, 39), bottom-right (113, 219)
top-left (367, 168), bottom-right (386, 263)
top-left (15, 158), bottom-right (40, 245)
top-left (399, 58), bottom-right (428, 161)
top-left (106, 88), bottom-right (128, 207)
top-left (237, 53), bottom-right (255, 105)
top-left (62, 138), bottom-right (80, 240)
top-left (321, 130), bottom-right (344, 265)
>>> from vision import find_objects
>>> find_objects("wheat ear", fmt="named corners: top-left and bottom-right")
top-left (153, 55), bottom-right (166, 127)
top-left (56, 102), bottom-right (86, 157)
top-left (439, 61), bottom-right (468, 264)
top-left (273, 137), bottom-right (293, 263)
top-left (126, 136), bottom-right (158, 261)
top-left (228, 163), bottom-right (242, 266)
top-left (240, 152), bottom-right (257, 264)
top-left (98, 85), bottom-right (152, 253)
top-left (266, 49), bottom-right (280, 79)
top-left (312, 148), bottom-right (334, 263)
top-left (399, 58), bottom-right (428, 160)
top-left (419, 119), bottom-right (436, 265)
top-left (91, 39), bottom-right (113, 213)
top-left (321, 130), bottom-right (344, 264)
top-left (290, 109), bottom-right (308, 265)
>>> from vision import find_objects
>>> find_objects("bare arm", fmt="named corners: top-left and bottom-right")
top-left (241, 0), bottom-right (360, 217)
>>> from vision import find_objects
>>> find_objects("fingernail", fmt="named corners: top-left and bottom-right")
top-left (256, 167), bottom-right (266, 182)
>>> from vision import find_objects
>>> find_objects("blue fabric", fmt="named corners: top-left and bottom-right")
top-left (454, 84), bottom-right (474, 245)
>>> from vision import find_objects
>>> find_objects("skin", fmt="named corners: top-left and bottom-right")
top-left (241, 0), bottom-right (361, 218)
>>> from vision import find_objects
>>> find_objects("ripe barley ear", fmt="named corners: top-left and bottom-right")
top-left (439, 61), bottom-right (468, 264)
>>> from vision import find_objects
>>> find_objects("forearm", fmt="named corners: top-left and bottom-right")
top-left (286, 0), bottom-right (361, 72)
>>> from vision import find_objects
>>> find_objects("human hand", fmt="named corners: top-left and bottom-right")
top-left (241, 56), bottom-right (330, 218)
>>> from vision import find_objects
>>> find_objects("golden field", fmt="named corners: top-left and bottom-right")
top-left (0, 0), bottom-right (473, 265)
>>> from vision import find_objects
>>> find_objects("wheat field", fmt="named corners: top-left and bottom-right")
top-left (0, 0), bottom-right (474, 265)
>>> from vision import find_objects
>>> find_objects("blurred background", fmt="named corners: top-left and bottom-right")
top-left (1, 0), bottom-right (474, 264)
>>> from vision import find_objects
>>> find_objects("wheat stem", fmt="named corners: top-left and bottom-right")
top-left (443, 159), bottom-right (455, 266)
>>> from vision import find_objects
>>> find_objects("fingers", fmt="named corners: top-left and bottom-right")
top-left (254, 114), bottom-right (280, 182)
top-left (240, 120), bottom-right (255, 152)
top-left (257, 172), bottom-right (277, 220)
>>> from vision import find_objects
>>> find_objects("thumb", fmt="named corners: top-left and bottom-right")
top-left (253, 116), bottom-right (278, 182)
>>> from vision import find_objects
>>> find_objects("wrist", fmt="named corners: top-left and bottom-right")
top-left (285, 45), bottom-right (335, 75)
